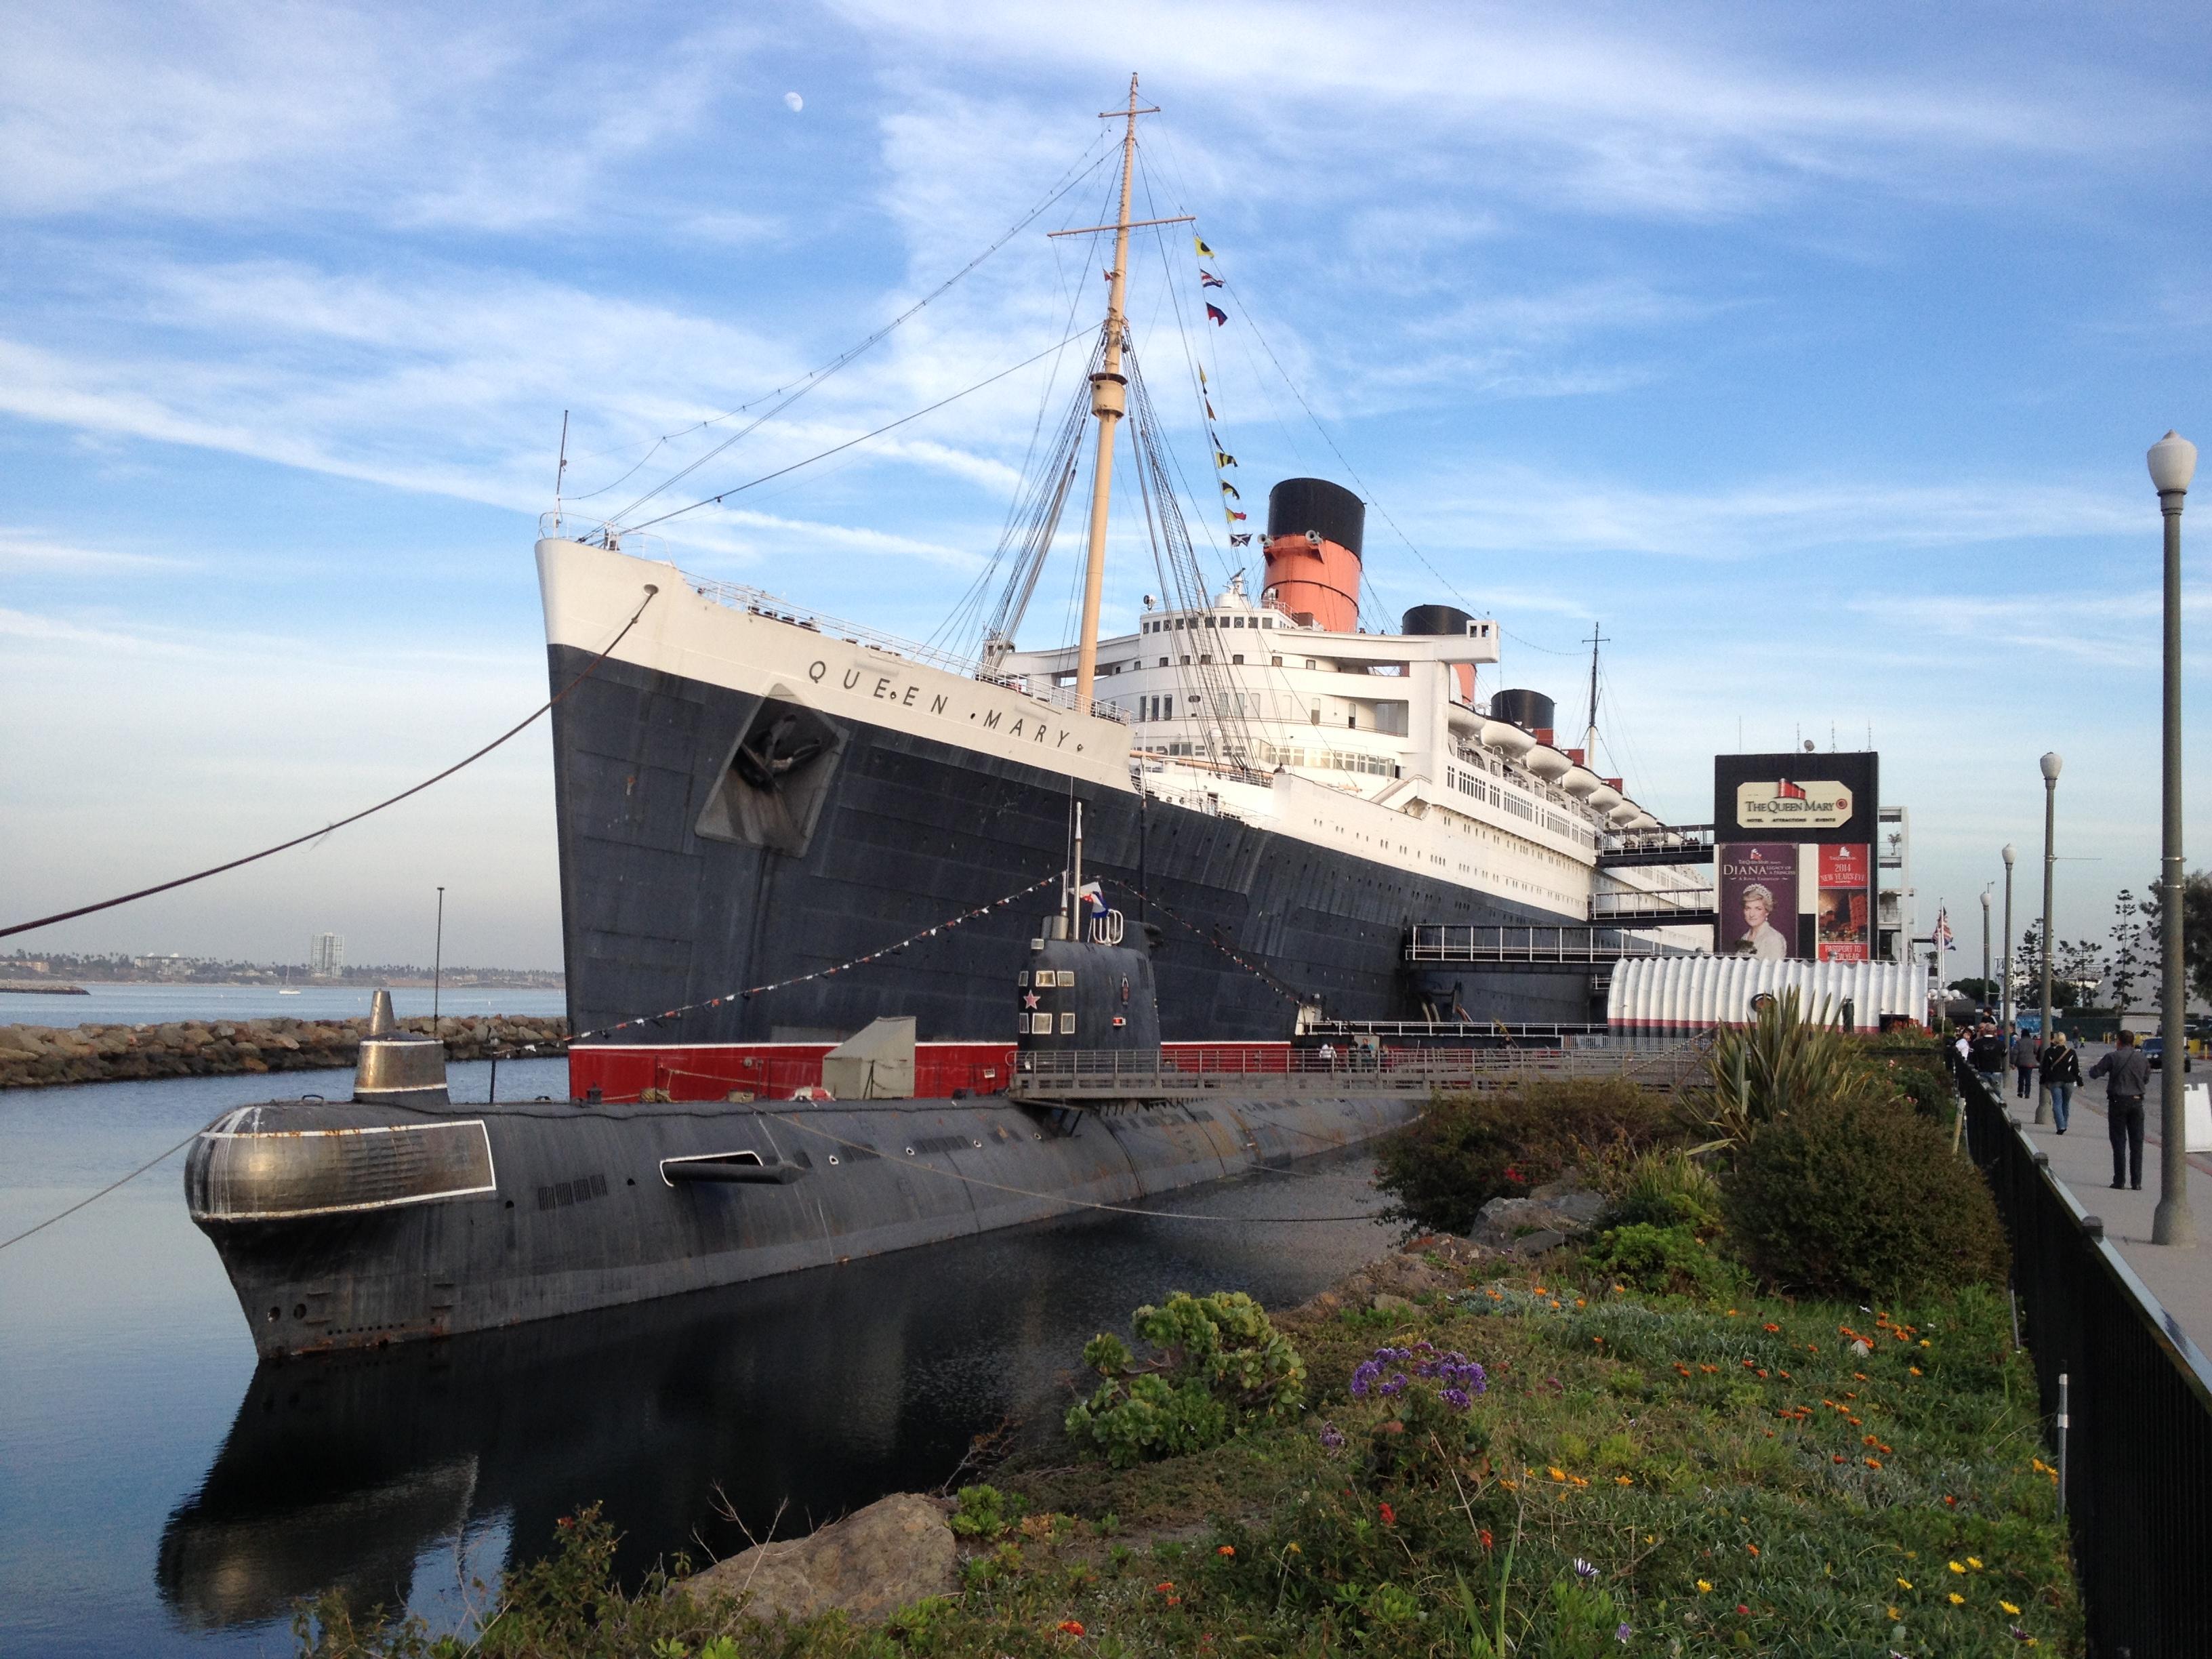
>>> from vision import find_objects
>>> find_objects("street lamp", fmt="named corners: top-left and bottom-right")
top-left (2036, 754), bottom-right (2061, 1126)
top-left (2148, 430), bottom-right (2196, 1247)
top-left (2001, 843), bottom-right (2017, 1033)
top-left (1990, 889), bottom-right (2008, 1021)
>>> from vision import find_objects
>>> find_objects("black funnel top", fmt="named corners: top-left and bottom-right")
top-left (1265, 478), bottom-right (1365, 558)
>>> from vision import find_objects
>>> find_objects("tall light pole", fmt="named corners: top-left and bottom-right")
top-left (2002, 843), bottom-right (2017, 1032)
top-left (433, 885), bottom-right (446, 1038)
top-left (2036, 754), bottom-right (2062, 1126)
top-left (1990, 889), bottom-right (2008, 1021)
top-left (2149, 430), bottom-right (2196, 1246)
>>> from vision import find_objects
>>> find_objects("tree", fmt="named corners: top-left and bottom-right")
top-left (2014, 926), bottom-right (2104, 1012)
top-left (2136, 871), bottom-right (2212, 1008)
top-left (2110, 889), bottom-right (2151, 1017)
top-left (1949, 977), bottom-right (1999, 1006)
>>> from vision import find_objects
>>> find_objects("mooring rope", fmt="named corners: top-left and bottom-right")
top-left (0, 1128), bottom-right (202, 1254)
top-left (0, 588), bottom-right (662, 940)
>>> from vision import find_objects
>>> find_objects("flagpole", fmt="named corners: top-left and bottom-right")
top-left (1071, 77), bottom-right (1151, 715)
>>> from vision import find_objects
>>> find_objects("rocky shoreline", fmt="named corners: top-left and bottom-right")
top-left (0, 1014), bottom-right (569, 1089)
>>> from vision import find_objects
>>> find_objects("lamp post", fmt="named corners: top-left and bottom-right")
top-left (2036, 754), bottom-right (2061, 1126)
top-left (1990, 889), bottom-right (2008, 1021)
top-left (2149, 430), bottom-right (2196, 1247)
top-left (2002, 843), bottom-right (2017, 1033)
top-left (433, 886), bottom-right (446, 1039)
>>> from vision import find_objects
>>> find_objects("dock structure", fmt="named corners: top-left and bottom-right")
top-left (1595, 822), bottom-right (1715, 868)
top-left (1404, 924), bottom-right (1674, 970)
top-left (1006, 1036), bottom-right (1711, 1103)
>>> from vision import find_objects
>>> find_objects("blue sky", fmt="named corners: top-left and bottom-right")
top-left (2, 1), bottom-right (2208, 973)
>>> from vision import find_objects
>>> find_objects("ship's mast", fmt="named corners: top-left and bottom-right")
top-left (1055, 75), bottom-right (1191, 713)
top-left (1582, 620), bottom-right (1608, 766)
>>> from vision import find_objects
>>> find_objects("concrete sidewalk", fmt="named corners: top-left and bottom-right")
top-left (2004, 1048), bottom-right (2212, 1361)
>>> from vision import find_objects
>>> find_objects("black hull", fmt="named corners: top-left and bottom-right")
top-left (550, 647), bottom-right (1595, 1044)
top-left (189, 1090), bottom-right (1417, 1359)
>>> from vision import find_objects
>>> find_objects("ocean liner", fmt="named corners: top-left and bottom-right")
top-left (544, 79), bottom-right (1702, 1101)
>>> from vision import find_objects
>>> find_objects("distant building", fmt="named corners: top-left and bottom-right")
top-left (1877, 806), bottom-right (1913, 966)
top-left (308, 933), bottom-right (345, 979)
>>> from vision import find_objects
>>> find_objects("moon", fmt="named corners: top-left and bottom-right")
top-left (783, 91), bottom-right (804, 112)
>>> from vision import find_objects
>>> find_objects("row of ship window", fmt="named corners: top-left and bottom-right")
top-left (1143, 615), bottom-right (1278, 632)
top-left (1019, 969), bottom-right (1076, 987)
top-left (1025, 1012), bottom-right (1078, 1034)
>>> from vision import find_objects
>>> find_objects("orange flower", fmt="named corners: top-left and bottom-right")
top-left (1217, 1544), bottom-right (1235, 1556)
top-left (1763, 1322), bottom-right (1780, 1332)
top-left (1746, 1544), bottom-right (1760, 1556)
top-left (1865, 1457), bottom-right (1884, 1469)
top-left (1058, 1620), bottom-right (1086, 1636)
top-left (1378, 1502), bottom-right (1395, 1527)
top-left (1156, 1582), bottom-right (1176, 1593)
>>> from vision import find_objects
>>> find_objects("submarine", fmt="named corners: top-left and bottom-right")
top-left (184, 874), bottom-right (1446, 1359)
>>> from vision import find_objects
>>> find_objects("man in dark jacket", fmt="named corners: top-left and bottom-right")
top-left (2089, 1032), bottom-right (2152, 1189)
top-left (1967, 1023), bottom-right (2007, 1096)
top-left (2039, 1031), bottom-right (2083, 1134)
top-left (2010, 1027), bottom-right (2041, 1098)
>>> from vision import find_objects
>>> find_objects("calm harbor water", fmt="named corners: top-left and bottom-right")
top-left (0, 1062), bottom-right (1392, 1657)
top-left (0, 984), bottom-right (569, 1028)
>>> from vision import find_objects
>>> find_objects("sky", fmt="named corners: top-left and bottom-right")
top-left (2, 1), bottom-right (2209, 975)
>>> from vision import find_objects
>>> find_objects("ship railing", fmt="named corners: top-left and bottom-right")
top-left (539, 513), bottom-right (671, 560)
top-left (1590, 887), bottom-right (1717, 919)
top-left (1404, 925), bottom-right (1674, 964)
top-left (1601, 823), bottom-right (1716, 859)
top-left (975, 672), bottom-right (1130, 724)
top-left (1006, 1036), bottom-right (1712, 1099)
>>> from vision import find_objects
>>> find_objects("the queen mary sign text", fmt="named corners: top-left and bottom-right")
top-left (1735, 779), bottom-right (1853, 830)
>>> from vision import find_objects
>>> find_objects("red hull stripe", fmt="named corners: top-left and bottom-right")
top-left (568, 1040), bottom-right (1295, 1103)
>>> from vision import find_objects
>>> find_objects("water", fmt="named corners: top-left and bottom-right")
top-left (0, 985), bottom-right (568, 1029)
top-left (0, 1064), bottom-right (1392, 1657)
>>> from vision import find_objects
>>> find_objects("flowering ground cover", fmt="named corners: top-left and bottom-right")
top-left (299, 1253), bottom-right (2082, 1658)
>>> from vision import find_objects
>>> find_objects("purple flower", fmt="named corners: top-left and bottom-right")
top-left (1350, 1360), bottom-right (1380, 1398)
top-left (1379, 1374), bottom-right (1408, 1397)
top-left (1574, 1557), bottom-right (1597, 1580)
top-left (1615, 1622), bottom-right (1632, 1643)
top-left (1439, 1387), bottom-right (1471, 1411)
top-left (1317, 1422), bottom-right (1346, 1450)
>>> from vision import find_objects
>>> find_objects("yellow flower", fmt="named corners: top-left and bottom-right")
top-left (1896, 1577), bottom-right (1913, 1591)
top-left (1967, 1557), bottom-right (1984, 1571)
top-left (1919, 1338), bottom-right (1931, 1347)
top-left (1549, 1466), bottom-right (1567, 1482)
top-left (2001, 1600), bottom-right (2021, 1616)
top-left (1948, 1561), bottom-right (1966, 1575)
top-left (1888, 1606), bottom-right (1902, 1622)
top-left (1696, 1579), bottom-right (1713, 1593)
top-left (1286, 1542), bottom-right (1301, 1555)
top-left (1616, 1475), bottom-right (1633, 1487)
top-left (1948, 1592), bottom-right (1965, 1606)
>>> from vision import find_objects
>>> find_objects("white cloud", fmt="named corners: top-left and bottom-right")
top-left (0, 529), bottom-right (186, 573)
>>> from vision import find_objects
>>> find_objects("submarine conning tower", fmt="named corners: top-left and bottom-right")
top-left (1262, 477), bottom-right (1364, 633)
top-left (1017, 910), bottom-right (1162, 1057)
top-left (354, 988), bottom-right (449, 1107)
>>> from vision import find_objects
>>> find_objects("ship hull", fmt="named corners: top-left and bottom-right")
top-left (188, 1090), bottom-right (1416, 1359)
top-left (550, 644), bottom-right (1598, 1055)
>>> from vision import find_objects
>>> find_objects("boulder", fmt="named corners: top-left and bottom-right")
top-left (1469, 1184), bottom-right (1605, 1254)
top-left (687, 1492), bottom-right (956, 1625)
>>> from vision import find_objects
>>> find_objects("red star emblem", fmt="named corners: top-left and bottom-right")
top-left (1022, 991), bottom-right (1040, 1009)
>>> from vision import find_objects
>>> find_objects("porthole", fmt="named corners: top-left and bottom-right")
top-left (827, 1153), bottom-right (841, 1166)
top-left (905, 1146), bottom-right (916, 1156)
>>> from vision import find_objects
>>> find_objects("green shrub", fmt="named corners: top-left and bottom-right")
top-left (1879, 1049), bottom-right (1958, 1125)
top-left (947, 1483), bottom-right (1026, 1539)
top-left (1373, 1079), bottom-right (1684, 1236)
top-left (1065, 1291), bottom-right (1305, 1467)
top-left (1694, 990), bottom-right (1897, 1147)
top-left (1600, 1147), bottom-right (1723, 1237)
top-left (1584, 1221), bottom-right (1750, 1300)
top-left (1723, 1094), bottom-right (2009, 1300)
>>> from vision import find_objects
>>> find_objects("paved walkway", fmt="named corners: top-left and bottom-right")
top-left (2003, 1043), bottom-right (2212, 1365)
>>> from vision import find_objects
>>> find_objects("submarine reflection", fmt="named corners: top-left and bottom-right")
top-left (158, 1160), bottom-right (1386, 1633)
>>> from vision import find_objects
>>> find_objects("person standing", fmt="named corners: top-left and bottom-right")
top-left (1967, 1021), bottom-right (2007, 1097)
top-left (2088, 1031), bottom-right (2152, 1190)
top-left (2011, 1025), bottom-right (2042, 1099)
top-left (2040, 1029), bottom-right (2082, 1135)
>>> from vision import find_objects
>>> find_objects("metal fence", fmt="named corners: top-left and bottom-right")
top-left (1950, 1050), bottom-right (2212, 1656)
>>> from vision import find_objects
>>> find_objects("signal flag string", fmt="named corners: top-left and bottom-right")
top-left (569, 874), bottom-right (1063, 1043)
top-left (1098, 875), bottom-right (1307, 1008)
top-left (0, 587), bottom-right (664, 943)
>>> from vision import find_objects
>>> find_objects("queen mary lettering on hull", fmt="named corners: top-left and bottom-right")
top-left (536, 75), bottom-right (1697, 1102)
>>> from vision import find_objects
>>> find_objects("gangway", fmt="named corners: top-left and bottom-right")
top-left (1590, 888), bottom-right (1717, 930)
top-left (1597, 823), bottom-right (1715, 868)
top-left (1404, 924), bottom-right (1675, 970)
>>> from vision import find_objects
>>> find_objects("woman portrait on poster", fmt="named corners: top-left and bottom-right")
top-left (1734, 883), bottom-right (1789, 959)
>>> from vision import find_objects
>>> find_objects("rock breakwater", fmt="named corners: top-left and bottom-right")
top-left (0, 1014), bottom-right (568, 1089)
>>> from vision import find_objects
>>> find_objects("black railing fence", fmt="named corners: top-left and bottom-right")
top-left (1949, 1050), bottom-right (2212, 1657)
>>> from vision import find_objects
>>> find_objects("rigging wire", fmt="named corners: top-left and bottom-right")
top-left (0, 588), bottom-right (662, 941)
top-left (614, 329), bottom-right (1094, 537)
top-left (603, 134), bottom-right (1118, 528)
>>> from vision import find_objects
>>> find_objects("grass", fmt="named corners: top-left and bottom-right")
top-left (300, 1254), bottom-right (2082, 1658)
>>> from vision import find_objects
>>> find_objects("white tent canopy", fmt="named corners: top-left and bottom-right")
top-left (1607, 956), bottom-right (1928, 1039)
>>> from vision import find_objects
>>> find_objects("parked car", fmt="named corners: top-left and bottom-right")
top-left (2144, 1036), bottom-right (2193, 1073)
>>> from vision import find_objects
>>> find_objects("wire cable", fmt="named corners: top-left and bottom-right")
top-left (0, 588), bottom-right (662, 941)
top-left (0, 1129), bottom-right (201, 1254)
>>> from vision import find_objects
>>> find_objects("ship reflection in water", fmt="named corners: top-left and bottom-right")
top-left (158, 1145), bottom-right (1386, 1633)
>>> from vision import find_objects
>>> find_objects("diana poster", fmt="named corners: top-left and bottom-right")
top-left (1719, 843), bottom-right (1799, 960)
top-left (1816, 843), bottom-right (1872, 962)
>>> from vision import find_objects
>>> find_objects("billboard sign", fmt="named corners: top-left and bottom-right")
top-left (1719, 843), bottom-right (1799, 960)
top-left (1715, 754), bottom-right (1880, 961)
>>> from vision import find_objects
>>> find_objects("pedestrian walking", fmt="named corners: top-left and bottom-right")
top-left (1967, 1021), bottom-right (2007, 1097)
top-left (2087, 1031), bottom-right (2152, 1190)
top-left (2010, 1027), bottom-right (2041, 1099)
top-left (2039, 1029), bottom-right (2081, 1135)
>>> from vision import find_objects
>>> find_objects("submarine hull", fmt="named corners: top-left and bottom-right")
top-left (186, 1090), bottom-right (1414, 1359)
